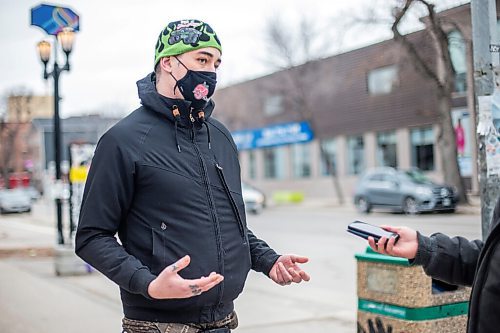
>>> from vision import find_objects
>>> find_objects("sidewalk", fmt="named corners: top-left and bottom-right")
top-left (0, 214), bottom-right (123, 333)
top-left (0, 218), bottom-right (54, 251)
top-left (0, 258), bottom-right (123, 333)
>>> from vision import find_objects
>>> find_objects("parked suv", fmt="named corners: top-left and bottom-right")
top-left (354, 167), bottom-right (458, 214)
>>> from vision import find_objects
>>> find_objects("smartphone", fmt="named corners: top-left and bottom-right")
top-left (347, 221), bottom-right (399, 244)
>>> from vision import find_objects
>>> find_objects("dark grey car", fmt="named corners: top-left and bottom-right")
top-left (354, 167), bottom-right (458, 214)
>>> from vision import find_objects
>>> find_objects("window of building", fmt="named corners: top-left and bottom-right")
top-left (367, 65), bottom-right (398, 95)
top-left (448, 30), bottom-right (467, 93)
top-left (291, 143), bottom-right (311, 178)
top-left (411, 127), bottom-right (435, 171)
top-left (248, 150), bottom-right (256, 180)
top-left (376, 131), bottom-right (397, 168)
top-left (263, 95), bottom-right (284, 117)
top-left (347, 135), bottom-right (365, 175)
top-left (452, 109), bottom-right (473, 176)
top-left (263, 146), bottom-right (286, 179)
top-left (320, 138), bottom-right (337, 176)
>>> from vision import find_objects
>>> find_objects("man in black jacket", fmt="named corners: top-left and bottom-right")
top-left (368, 197), bottom-right (500, 333)
top-left (75, 19), bottom-right (310, 333)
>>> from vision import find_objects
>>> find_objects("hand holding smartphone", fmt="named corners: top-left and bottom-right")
top-left (347, 220), bottom-right (400, 244)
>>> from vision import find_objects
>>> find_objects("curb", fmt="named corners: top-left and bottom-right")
top-left (0, 246), bottom-right (54, 259)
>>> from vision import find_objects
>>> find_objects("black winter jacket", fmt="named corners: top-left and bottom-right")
top-left (413, 197), bottom-right (500, 333)
top-left (75, 73), bottom-right (280, 324)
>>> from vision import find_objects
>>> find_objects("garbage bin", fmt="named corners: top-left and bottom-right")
top-left (54, 244), bottom-right (92, 276)
top-left (355, 247), bottom-right (470, 333)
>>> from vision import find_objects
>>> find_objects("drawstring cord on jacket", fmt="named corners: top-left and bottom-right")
top-left (172, 105), bottom-right (181, 153)
top-left (170, 106), bottom-right (211, 152)
top-left (197, 111), bottom-right (212, 150)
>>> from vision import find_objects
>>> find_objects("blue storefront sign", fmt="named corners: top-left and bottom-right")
top-left (232, 121), bottom-right (314, 150)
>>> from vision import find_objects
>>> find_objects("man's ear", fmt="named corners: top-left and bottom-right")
top-left (159, 56), bottom-right (172, 73)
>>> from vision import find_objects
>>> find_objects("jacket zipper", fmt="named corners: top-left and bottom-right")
top-left (190, 126), bottom-right (224, 322)
top-left (215, 163), bottom-right (246, 243)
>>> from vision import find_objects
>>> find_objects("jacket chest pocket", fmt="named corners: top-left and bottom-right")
top-left (214, 163), bottom-right (247, 242)
top-left (199, 153), bottom-right (247, 242)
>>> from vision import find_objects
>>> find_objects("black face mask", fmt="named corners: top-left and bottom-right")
top-left (171, 57), bottom-right (217, 110)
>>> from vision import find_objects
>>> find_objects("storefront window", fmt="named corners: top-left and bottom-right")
top-left (292, 143), bottom-right (311, 178)
top-left (452, 109), bottom-right (473, 176)
top-left (411, 127), bottom-right (434, 171)
top-left (376, 131), bottom-right (397, 168)
top-left (320, 138), bottom-right (337, 176)
top-left (347, 135), bottom-right (365, 175)
top-left (248, 150), bottom-right (256, 179)
top-left (263, 146), bottom-right (286, 179)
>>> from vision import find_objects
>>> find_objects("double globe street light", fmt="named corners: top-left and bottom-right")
top-left (36, 27), bottom-right (75, 245)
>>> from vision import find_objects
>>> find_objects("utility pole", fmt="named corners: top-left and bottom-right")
top-left (471, 0), bottom-right (500, 239)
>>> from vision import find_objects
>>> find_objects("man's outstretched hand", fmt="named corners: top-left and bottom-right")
top-left (148, 255), bottom-right (224, 299)
top-left (269, 255), bottom-right (310, 286)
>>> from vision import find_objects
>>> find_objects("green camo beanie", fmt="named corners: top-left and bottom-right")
top-left (154, 19), bottom-right (222, 68)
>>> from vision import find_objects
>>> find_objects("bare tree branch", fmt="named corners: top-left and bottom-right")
top-left (264, 12), bottom-right (345, 204)
top-left (392, 0), bottom-right (444, 89)
top-left (391, 0), bottom-right (468, 203)
top-left (419, 0), bottom-right (455, 90)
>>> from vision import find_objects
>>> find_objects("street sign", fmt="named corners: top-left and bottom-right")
top-left (31, 4), bottom-right (80, 36)
top-left (69, 166), bottom-right (89, 183)
top-left (490, 44), bottom-right (500, 52)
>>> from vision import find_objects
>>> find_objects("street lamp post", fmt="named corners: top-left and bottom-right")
top-left (36, 27), bottom-right (75, 245)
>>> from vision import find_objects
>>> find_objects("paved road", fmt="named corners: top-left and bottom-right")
top-left (0, 200), bottom-right (482, 333)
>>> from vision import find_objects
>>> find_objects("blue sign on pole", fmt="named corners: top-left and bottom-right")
top-left (31, 4), bottom-right (80, 36)
top-left (232, 121), bottom-right (314, 150)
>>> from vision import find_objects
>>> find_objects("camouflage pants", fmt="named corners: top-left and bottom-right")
top-left (122, 311), bottom-right (238, 333)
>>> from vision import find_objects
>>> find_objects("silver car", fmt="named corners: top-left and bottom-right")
top-left (354, 167), bottom-right (458, 214)
top-left (242, 182), bottom-right (266, 215)
top-left (0, 189), bottom-right (32, 214)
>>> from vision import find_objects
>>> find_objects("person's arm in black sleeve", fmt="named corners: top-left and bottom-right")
top-left (412, 232), bottom-right (483, 287)
top-left (246, 228), bottom-right (280, 276)
top-left (75, 131), bottom-right (156, 298)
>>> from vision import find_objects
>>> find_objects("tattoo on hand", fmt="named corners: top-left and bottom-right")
top-left (189, 284), bottom-right (202, 296)
top-left (171, 265), bottom-right (177, 272)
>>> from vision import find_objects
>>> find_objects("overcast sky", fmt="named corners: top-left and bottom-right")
top-left (0, 0), bottom-right (467, 118)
